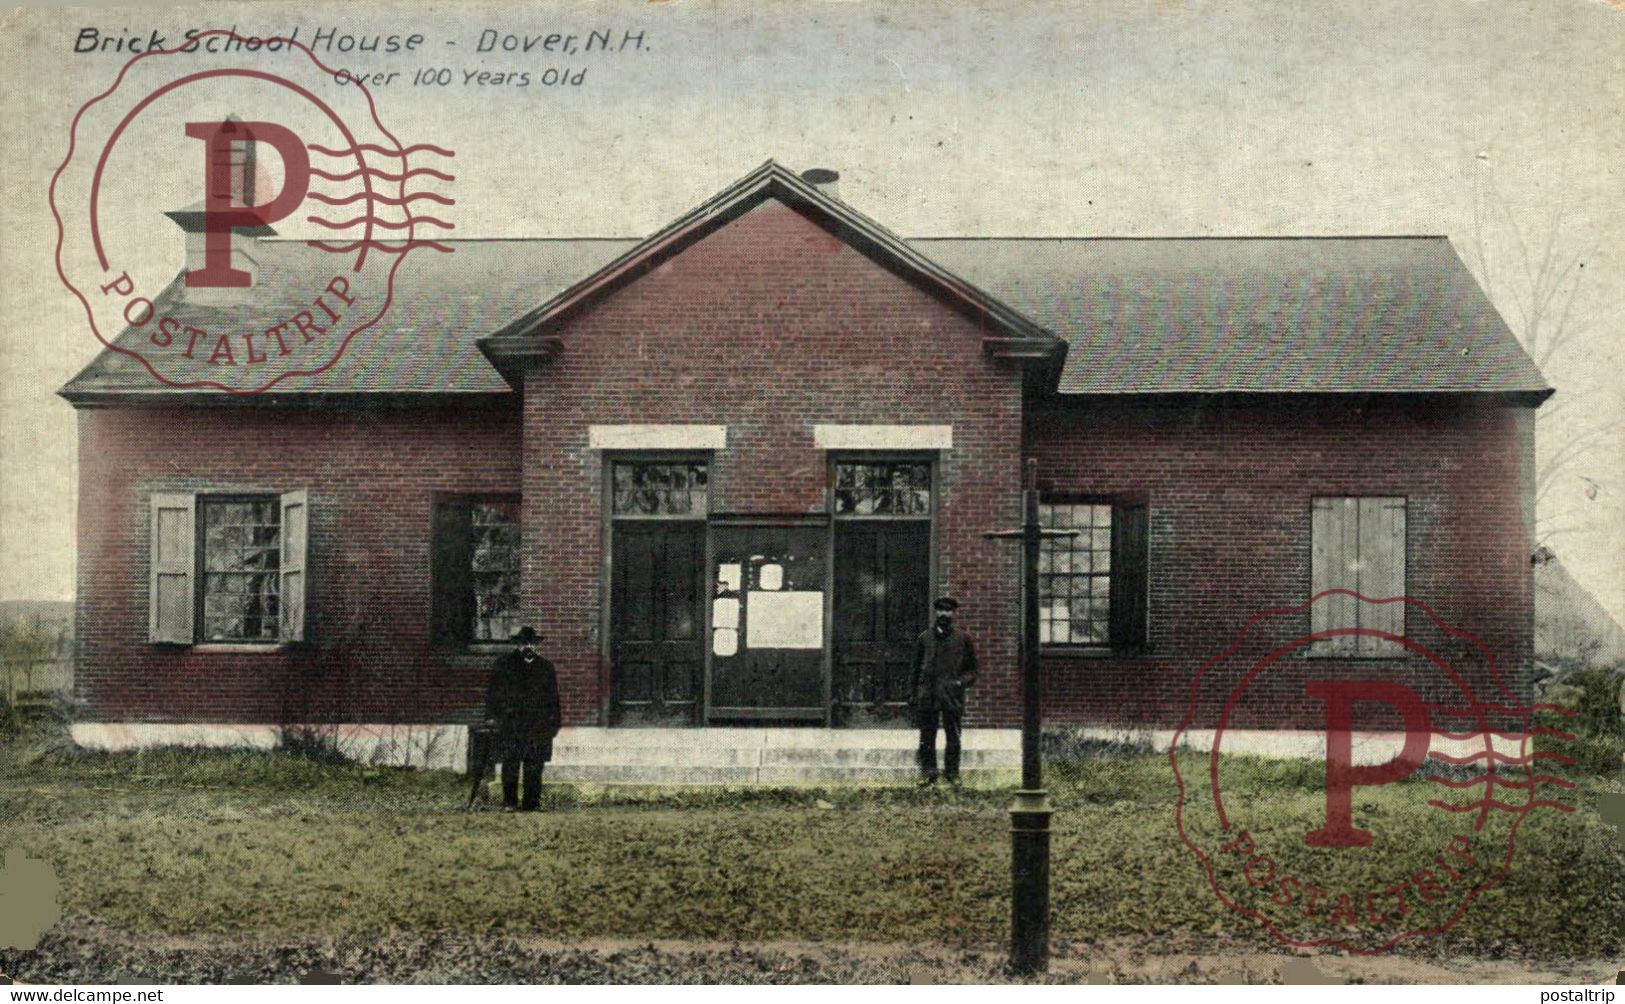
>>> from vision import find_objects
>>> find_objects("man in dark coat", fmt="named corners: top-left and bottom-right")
top-left (484, 624), bottom-right (562, 812)
top-left (911, 596), bottom-right (978, 787)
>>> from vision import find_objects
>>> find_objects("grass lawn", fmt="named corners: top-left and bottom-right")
top-left (1, 724), bottom-right (1621, 971)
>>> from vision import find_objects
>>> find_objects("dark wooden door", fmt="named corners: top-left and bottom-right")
top-left (832, 522), bottom-right (931, 726)
top-left (707, 524), bottom-right (827, 721)
top-left (610, 522), bottom-right (704, 725)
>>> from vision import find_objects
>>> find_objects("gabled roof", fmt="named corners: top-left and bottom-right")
top-left (477, 160), bottom-right (1058, 372)
top-left (918, 236), bottom-right (1551, 397)
top-left (58, 239), bottom-right (635, 401)
top-left (58, 166), bottom-right (1553, 404)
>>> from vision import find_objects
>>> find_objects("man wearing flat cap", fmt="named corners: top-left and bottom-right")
top-left (911, 596), bottom-right (979, 787)
top-left (484, 624), bottom-right (562, 811)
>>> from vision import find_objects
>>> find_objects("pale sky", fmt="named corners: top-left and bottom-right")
top-left (2, 0), bottom-right (1622, 621)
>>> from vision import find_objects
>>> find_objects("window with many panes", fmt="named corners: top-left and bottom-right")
top-left (611, 460), bottom-right (709, 517)
top-left (199, 497), bottom-right (282, 642)
top-left (1038, 498), bottom-right (1149, 653)
top-left (432, 495), bottom-right (522, 646)
top-left (1038, 502), bottom-right (1110, 646)
top-left (469, 500), bottom-right (522, 642)
top-left (148, 490), bottom-right (306, 646)
top-left (832, 460), bottom-right (932, 517)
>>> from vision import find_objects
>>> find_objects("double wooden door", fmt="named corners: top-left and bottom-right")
top-left (609, 519), bottom-right (930, 725)
top-left (707, 524), bottom-right (828, 721)
top-left (609, 522), bottom-right (705, 725)
top-left (831, 522), bottom-right (931, 725)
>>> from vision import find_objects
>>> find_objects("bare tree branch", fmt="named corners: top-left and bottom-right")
top-left (1535, 420), bottom-right (1625, 492)
top-left (1464, 153), bottom-right (1623, 570)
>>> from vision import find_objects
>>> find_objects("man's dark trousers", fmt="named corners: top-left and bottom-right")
top-left (486, 648), bottom-right (561, 812)
top-left (500, 737), bottom-right (546, 810)
top-left (912, 623), bottom-right (977, 784)
top-left (916, 705), bottom-right (963, 782)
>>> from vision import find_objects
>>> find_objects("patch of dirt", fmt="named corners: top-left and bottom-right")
top-left (1, 923), bottom-right (1617, 984)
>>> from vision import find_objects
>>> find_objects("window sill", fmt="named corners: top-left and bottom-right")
top-left (187, 643), bottom-right (289, 654)
top-left (1302, 651), bottom-right (1409, 661)
top-left (435, 641), bottom-right (512, 651)
top-left (1041, 646), bottom-right (1129, 660)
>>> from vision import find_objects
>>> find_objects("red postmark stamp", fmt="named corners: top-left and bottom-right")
top-left (50, 29), bottom-right (454, 395)
top-left (1172, 590), bottom-right (1577, 954)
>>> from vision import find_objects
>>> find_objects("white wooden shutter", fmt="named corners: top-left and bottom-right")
top-left (279, 489), bottom-right (308, 642)
top-left (1357, 497), bottom-right (1406, 655)
top-left (149, 493), bottom-right (195, 644)
top-left (1310, 497), bottom-right (1360, 654)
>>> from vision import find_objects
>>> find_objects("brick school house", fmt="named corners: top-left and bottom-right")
top-left (59, 161), bottom-right (1551, 772)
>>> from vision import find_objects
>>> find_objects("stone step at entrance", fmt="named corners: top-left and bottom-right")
top-left (67, 722), bottom-right (1025, 784)
top-left (544, 727), bottom-right (1022, 784)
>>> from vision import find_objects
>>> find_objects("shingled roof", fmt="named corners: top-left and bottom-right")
top-left (60, 205), bottom-right (1550, 403)
top-left (59, 239), bottom-right (635, 400)
top-left (919, 236), bottom-right (1550, 397)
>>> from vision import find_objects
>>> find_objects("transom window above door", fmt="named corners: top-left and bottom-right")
top-left (611, 460), bottom-right (709, 517)
top-left (832, 460), bottom-right (932, 517)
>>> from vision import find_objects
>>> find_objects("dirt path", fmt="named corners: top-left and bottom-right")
top-left (2, 923), bottom-right (1616, 984)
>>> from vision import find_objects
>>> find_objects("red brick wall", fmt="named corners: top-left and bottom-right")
top-left (72, 203), bottom-right (1538, 736)
top-left (1027, 397), bottom-right (1539, 731)
top-left (74, 400), bottom-right (522, 723)
top-left (520, 199), bottom-right (1025, 725)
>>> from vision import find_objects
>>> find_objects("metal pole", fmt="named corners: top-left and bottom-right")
top-left (984, 464), bottom-right (1070, 976)
top-left (1009, 483), bottom-right (1052, 975)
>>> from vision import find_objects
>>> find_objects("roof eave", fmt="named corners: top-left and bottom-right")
top-left (983, 336), bottom-right (1065, 362)
top-left (57, 388), bottom-right (518, 408)
top-left (478, 334), bottom-right (564, 387)
top-left (1044, 386), bottom-right (1555, 406)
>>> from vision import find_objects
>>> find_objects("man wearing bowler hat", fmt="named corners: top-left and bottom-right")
top-left (911, 596), bottom-right (979, 787)
top-left (484, 624), bottom-right (562, 811)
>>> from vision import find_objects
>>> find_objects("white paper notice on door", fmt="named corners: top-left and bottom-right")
top-left (746, 590), bottom-right (823, 649)
top-left (717, 563), bottom-right (742, 593)
top-left (713, 627), bottom-right (738, 657)
top-left (758, 563), bottom-right (784, 591)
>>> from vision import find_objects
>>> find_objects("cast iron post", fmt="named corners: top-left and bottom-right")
top-left (984, 459), bottom-right (1076, 975)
